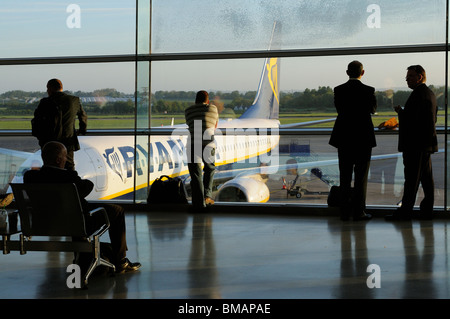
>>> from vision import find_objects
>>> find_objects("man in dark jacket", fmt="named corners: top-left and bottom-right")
top-left (24, 141), bottom-right (141, 273)
top-left (33, 78), bottom-right (87, 170)
top-left (386, 65), bottom-right (438, 220)
top-left (329, 61), bottom-right (377, 221)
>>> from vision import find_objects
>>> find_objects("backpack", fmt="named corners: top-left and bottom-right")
top-left (147, 175), bottom-right (188, 205)
top-left (31, 98), bottom-right (63, 142)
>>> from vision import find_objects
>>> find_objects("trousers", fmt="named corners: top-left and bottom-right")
top-left (86, 203), bottom-right (127, 264)
top-left (400, 150), bottom-right (434, 212)
top-left (338, 147), bottom-right (372, 215)
top-left (187, 144), bottom-right (216, 209)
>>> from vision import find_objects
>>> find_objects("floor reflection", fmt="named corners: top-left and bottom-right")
top-left (188, 214), bottom-right (220, 298)
top-left (328, 221), bottom-right (376, 298)
top-left (1, 211), bottom-right (450, 299)
top-left (394, 221), bottom-right (436, 298)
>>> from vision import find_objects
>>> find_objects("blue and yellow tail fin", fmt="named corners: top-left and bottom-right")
top-left (240, 22), bottom-right (281, 120)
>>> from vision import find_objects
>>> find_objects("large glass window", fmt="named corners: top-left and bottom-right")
top-left (151, 0), bottom-right (446, 53)
top-left (0, 0), bottom-right (448, 211)
top-left (0, 1), bottom-right (135, 58)
top-left (150, 53), bottom-right (446, 127)
top-left (0, 62), bottom-right (135, 130)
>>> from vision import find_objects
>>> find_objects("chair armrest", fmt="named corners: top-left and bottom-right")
top-left (88, 207), bottom-right (110, 237)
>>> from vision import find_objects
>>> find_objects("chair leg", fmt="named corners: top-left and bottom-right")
top-left (99, 258), bottom-right (116, 271)
top-left (83, 258), bottom-right (98, 287)
top-left (82, 237), bottom-right (116, 287)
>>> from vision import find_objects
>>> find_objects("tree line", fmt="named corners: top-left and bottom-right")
top-left (0, 86), bottom-right (446, 116)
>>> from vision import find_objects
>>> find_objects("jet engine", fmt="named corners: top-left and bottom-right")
top-left (215, 176), bottom-right (270, 203)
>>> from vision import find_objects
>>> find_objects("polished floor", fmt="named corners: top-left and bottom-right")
top-left (1, 205), bottom-right (450, 300)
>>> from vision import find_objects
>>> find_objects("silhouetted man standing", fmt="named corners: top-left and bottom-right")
top-left (329, 61), bottom-right (377, 221)
top-left (386, 65), bottom-right (438, 221)
top-left (32, 79), bottom-right (87, 170)
top-left (185, 91), bottom-right (219, 210)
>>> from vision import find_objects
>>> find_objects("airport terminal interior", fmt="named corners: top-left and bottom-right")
top-left (2, 0), bottom-right (450, 303)
top-left (1, 205), bottom-right (450, 299)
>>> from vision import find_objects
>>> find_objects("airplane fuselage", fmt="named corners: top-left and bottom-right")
top-left (84, 118), bottom-right (280, 200)
top-left (11, 118), bottom-right (280, 201)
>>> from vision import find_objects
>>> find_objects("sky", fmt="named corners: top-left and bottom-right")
top-left (0, 0), bottom-right (448, 94)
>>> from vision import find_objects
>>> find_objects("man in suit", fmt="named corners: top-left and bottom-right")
top-left (24, 141), bottom-right (141, 273)
top-left (33, 79), bottom-right (87, 170)
top-left (386, 65), bottom-right (438, 221)
top-left (329, 61), bottom-right (377, 221)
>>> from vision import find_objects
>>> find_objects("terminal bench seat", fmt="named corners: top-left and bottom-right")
top-left (2, 183), bottom-right (115, 287)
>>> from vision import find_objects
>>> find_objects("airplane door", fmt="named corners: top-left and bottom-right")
top-left (84, 147), bottom-right (108, 191)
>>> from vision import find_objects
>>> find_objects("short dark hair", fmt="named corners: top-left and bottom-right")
top-left (407, 65), bottom-right (426, 82)
top-left (195, 90), bottom-right (209, 104)
top-left (47, 78), bottom-right (63, 91)
top-left (41, 141), bottom-right (66, 166)
top-left (347, 60), bottom-right (364, 78)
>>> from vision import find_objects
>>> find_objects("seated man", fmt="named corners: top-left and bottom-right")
top-left (24, 141), bottom-right (141, 273)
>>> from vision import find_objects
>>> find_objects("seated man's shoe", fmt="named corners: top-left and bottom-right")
top-left (353, 212), bottom-right (372, 221)
top-left (116, 258), bottom-right (141, 273)
top-left (205, 197), bottom-right (215, 206)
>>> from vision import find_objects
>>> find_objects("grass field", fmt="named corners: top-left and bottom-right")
top-left (0, 112), bottom-right (446, 130)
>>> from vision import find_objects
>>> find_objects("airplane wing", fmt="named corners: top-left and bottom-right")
top-left (210, 152), bottom-right (395, 183)
top-left (0, 148), bottom-right (36, 193)
top-left (0, 148), bottom-right (33, 159)
top-left (161, 118), bottom-right (336, 130)
top-left (207, 148), bottom-right (444, 203)
top-left (280, 118), bottom-right (336, 128)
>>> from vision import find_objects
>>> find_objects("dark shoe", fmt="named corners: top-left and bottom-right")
top-left (116, 258), bottom-right (141, 273)
top-left (353, 212), bottom-right (372, 221)
top-left (385, 207), bottom-right (412, 221)
top-left (385, 212), bottom-right (411, 221)
top-left (340, 207), bottom-right (350, 221)
top-left (417, 212), bottom-right (433, 220)
top-left (189, 205), bottom-right (208, 213)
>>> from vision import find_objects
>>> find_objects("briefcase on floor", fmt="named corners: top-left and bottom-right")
top-left (147, 175), bottom-right (188, 204)
top-left (327, 186), bottom-right (341, 207)
top-left (328, 186), bottom-right (353, 207)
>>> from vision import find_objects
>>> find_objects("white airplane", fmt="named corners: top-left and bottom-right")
top-left (1, 50), bottom-right (286, 202)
